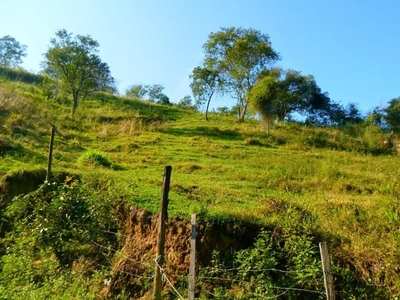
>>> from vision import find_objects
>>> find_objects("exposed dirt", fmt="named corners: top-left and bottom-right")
top-left (102, 205), bottom-right (261, 298)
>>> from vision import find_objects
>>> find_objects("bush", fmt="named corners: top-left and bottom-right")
top-left (0, 178), bottom-right (120, 298)
top-left (77, 150), bottom-right (122, 170)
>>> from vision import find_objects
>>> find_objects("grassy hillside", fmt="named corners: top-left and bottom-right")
top-left (1, 75), bottom-right (400, 299)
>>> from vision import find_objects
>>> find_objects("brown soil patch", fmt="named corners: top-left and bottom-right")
top-left (102, 205), bottom-right (260, 298)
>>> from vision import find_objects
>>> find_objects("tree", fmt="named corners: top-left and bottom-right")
top-left (248, 69), bottom-right (328, 128)
top-left (147, 84), bottom-right (165, 102)
top-left (343, 103), bottom-right (363, 124)
top-left (302, 82), bottom-right (332, 126)
top-left (0, 35), bottom-right (27, 68)
top-left (368, 106), bottom-right (387, 129)
top-left (157, 94), bottom-right (171, 105)
top-left (125, 83), bottom-right (170, 104)
top-left (176, 95), bottom-right (195, 110)
top-left (145, 84), bottom-right (170, 104)
top-left (42, 29), bottom-right (114, 115)
top-left (247, 70), bottom-right (279, 133)
top-left (202, 27), bottom-right (280, 121)
top-left (190, 66), bottom-right (220, 120)
top-left (272, 70), bottom-right (314, 122)
top-left (384, 97), bottom-right (400, 133)
top-left (126, 84), bottom-right (148, 99)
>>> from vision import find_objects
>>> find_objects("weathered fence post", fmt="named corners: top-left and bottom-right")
top-left (152, 166), bottom-right (172, 300)
top-left (188, 213), bottom-right (196, 300)
top-left (319, 242), bottom-right (335, 300)
top-left (46, 124), bottom-right (62, 182)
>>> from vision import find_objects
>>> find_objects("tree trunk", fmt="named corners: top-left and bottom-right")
top-left (205, 91), bottom-right (214, 121)
top-left (72, 91), bottom-right (79, 117)
top-left (237, 103), bottom-right (247, 122)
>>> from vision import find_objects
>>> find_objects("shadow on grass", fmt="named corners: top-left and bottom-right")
top-left (0, 66), bottom-right (44, 84)
top-left (160, 126), bottom-right (243, 141)
top-left (118, 98), bottom-right (186, 121)
top-left (2, 143), bottom-right (46, 164)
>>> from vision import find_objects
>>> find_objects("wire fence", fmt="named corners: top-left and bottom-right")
top-left (89, 234), bottom-right (327, 299)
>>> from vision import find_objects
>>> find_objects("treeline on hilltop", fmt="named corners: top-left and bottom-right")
top-left (1, 28), bottom-right (400, 133)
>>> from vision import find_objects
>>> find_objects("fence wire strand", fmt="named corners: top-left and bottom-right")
top-left (155, 256), bottom-right (185, 300)
top-left (200, 275), bottom-right (326, 296)
top-left (91, 240), bottom-right (152, 268)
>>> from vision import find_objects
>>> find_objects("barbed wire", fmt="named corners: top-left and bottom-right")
top-left (154, 255), bottom-right (185, 300)
top-left (197, 281), bottom-right (313, 299)
top-left (199, 265), bottom-right (320, 275)
top-left (94, 262), bottom-right (154, 280)
top-left (91, 240), bottom-right (153, 268)
top-left (199, 276), bottom-right (326, 296)
top-left (101, 229), bottom-right (153, 244)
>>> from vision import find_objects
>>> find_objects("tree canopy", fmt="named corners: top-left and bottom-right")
top-left (201, 27), bottom-right (280, 121)
top-left (42, 29), bottom-right (114, 115)
top-left (0, 35), bottom-right (27, 68)
top-left (248, 68), bottom-right (332, 127)
top-left (176, 95), bottom-right (196, 110)
top-left (190, 66), bottom-right (220, 120)
top-left (384, 97), bottom-right (400, 133)
top-left (125, 84), bottom-right (170, 104)
top-left (125, 84), bottom-right (148, 99)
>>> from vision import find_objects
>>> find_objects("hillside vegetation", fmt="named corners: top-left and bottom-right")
top-left (1, 73), bottom-right (400, 299)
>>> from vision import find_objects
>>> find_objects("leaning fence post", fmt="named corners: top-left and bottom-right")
top-left (152, 166), bottom-right (172, 300)
top-left (188, 213), bottom-right (196, 300)
top-left (319, 242), bottom-right (335, 300)
top-left (46, 123), bottom-right (62, 182)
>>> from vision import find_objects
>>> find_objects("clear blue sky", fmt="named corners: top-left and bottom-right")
top-left (1, 0), bottom-right (400, 113)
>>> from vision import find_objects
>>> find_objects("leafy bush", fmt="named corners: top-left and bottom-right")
top-left (0, 178), bottom-right (120, 298)
top-left (77, 150), bottom-right (122, 170)
top-left (196, 230), bottom-right (324, 299)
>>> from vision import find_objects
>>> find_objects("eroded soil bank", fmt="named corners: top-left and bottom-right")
top-left (103, 205), bottom-right (261, 298)
top-left (0, 169), bottom-right (46, 207)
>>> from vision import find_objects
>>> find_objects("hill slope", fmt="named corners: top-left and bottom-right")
top-left (0, 76), bottom-right (400, 299)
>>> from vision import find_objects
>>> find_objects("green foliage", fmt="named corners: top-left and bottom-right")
top-left (0, 35), bottom-right (27, 68)
top-left (157, 94), bottom-right (171, 105)
top-left (0, 179), bottom-right (119, 298)
top-left (126, 83), bottom-right (170, 105)
top-left (190, 66), bottom-right (220, 119)
top-left (175, 95), bottom-right (196, 110)
top-left (214, 106), bottom-right (238, 116)
top-left (125, 84), bottom-right (148, 99)
top-left (42, 29), bottom-right (114, 115)
top-left (78, 150), bottom-right (121, 169)
top-left (384, 97), bottom-right (400, 133)
top-left (197, 229), bottom-right (324, 299)
top-left (202, 27), bottom-right (280, 120)
top-left (147, 84), bottom-right (165, 102)
top-left (248, 68), bottom-right (331, 126)
top-left (1, 76), bottom-right (400, 298)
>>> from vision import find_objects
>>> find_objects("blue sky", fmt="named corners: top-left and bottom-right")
top-left (1, 0), bottom-right (400, 114)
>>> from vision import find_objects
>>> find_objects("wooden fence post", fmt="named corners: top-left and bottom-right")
top-left (188, 213), bottom-right (196, 300)
top-left (319, 242), bottom-right (335, 300)
top-left (152, 166), bottom-right (172, 300)
top-left (46, 125), bottom-right (55, 182)
top-left (46, 124), bottom-right (62, 182)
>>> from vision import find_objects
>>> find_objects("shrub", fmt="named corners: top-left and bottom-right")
top-left (78, 150), bottom-right (112, 168)
top-left (0, 178), bottom-right (120, 298)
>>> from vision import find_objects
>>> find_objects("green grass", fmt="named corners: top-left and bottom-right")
top-left (1, 77), bottom-right (400, 298)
